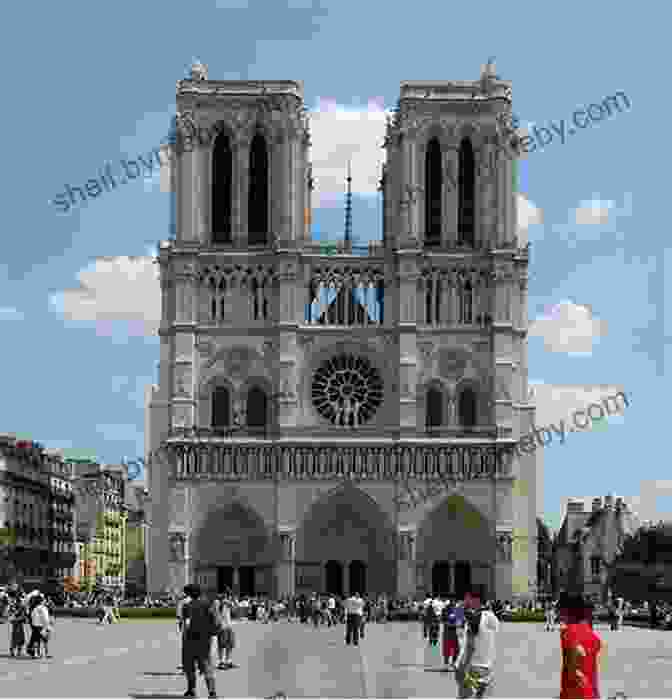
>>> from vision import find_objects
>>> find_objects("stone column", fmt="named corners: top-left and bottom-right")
top-left (276, 530), bottom-right (296, 598)
top-left (177, 126), bottom-right (198, 244)
top-left (444, 147), bottom-right (459, 248)
top-left (167, 531), bottom-right (188, 593)
top-left (236, 135), bottom-right (250, 247)
top-left (397, 530), bottom-right (416, 596)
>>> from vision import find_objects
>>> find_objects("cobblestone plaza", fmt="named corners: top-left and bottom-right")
top-left (0, 618), bottom-right (668, 697)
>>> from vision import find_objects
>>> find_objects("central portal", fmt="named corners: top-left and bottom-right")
top-left (348, 560), bottom-right (366, 594)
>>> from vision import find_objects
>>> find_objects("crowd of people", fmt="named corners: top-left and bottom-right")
top-left (3, 581), bottom-right (671, 697)
top-left (0, 587), bottom-right (55, 658)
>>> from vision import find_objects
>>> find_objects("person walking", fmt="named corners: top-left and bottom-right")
top-left (8, 598), bottom-right (28, 657)
top-left (422, 593), bottom-right (433, 640)
top-left (442, 599), bottom-right (463, 670)
top-left (27, 594), bottom-right (51, 659)
top-left (326, 594), bottom-right (336, 627)
top-left (615, 597), bottom-right (624, 631)
top-left (454, 591), bottom-right (499, 698)
top-left (344, 593), bottom-right (362, 646)
top-left (176, 590), bottom-right (192, 672)
top-left (180, 584), bottom-right (218, 699)
top-left (558, 593), bottom-right (604, 699)
top-left (214, 595), bottom-right (235, 670)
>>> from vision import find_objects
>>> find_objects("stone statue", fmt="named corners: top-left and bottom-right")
top-left (169, 533), bottom-right (186, 562)
top-left (191, 62), bottom-right (208, 81)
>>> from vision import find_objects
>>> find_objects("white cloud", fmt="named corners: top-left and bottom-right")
top-left (529, 300), bottom-right (607, 354)
top-left (528, 382), bottom-right (628, 434)
top-left (50, 255), bottom-right (160, 337)
top-left (516, 194), bottom-right (543, 244)
top-left (111, 376), bottom-right (130, 393)
top-left (0, 307), bottom-right (25, 321)
top-left (308, 98), bottom-right (388, 207)
top-left (574, 198), bottom-right (612, 226)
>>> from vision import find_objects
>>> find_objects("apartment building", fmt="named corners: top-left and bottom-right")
top-left (72, 462), bottom-right (128, 593)
top-left (0, 435), bottom-right (76, 590)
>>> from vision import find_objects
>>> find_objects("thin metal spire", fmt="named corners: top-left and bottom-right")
top-left (344, 160), bottom-right (353, 243)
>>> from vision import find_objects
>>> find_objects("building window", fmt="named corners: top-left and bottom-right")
top-left (458, 387), bottom-right (477, 428)
top-left (458, 138), bottom-right (475, 246)
top-left (590, 556), bottom-right (601, 578)
top-left (248, 131), bottom-right (269, 245)
top-left (246, 386), bottom-right (268, 431)
top-left (425, 137), bottom-right (442, 246)
top-left (212, 386), bottom-right (231, 428)
top-left (212, 131), bottom-right (232, 244)
top-left (426, 387), bottom-right (443, 429)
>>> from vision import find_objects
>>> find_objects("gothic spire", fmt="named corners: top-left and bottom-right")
top-left (344, 160), bottom-right (352, 243)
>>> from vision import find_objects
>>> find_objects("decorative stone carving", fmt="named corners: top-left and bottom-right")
top-left (438, 348), bottom-right (469, 380)
top-left (174, 365), bottom-right (193, 397)
top-left (398, 532), bottom-right (416, 561)
top-left (225, 346), bottom-right (256, 379)
top-left (172, 405), bottom-right (191, 428)
top-left (496, 532), bottom-right (513, 563)
top-left (196, 339), bottom-right (216, 358)
top-left (191, 62), bottom-right (208, 81)
top-left (280, 532), bottom-right (295, 560)
top-left (169, 532), bottom-right (186, 562)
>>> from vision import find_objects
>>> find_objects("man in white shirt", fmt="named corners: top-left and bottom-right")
top-left (455, 591), bottom-right (499, 698)
top-left (345, 593), bottom-right (363, 645)
top-left (326, 595), bottom-right (336, 627)
top-left (28, 595), bottom-right (51, 659)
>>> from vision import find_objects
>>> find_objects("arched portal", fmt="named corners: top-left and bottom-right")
top-left (432, 561), bottom-right (451, 596)
top-left (349, 560), bottom-right (367, 595)
top-left (417, 494), bottom-right (493, 601)
top-left (295, 483), bottom-right (395, 595)
top-left (325, 560), bottom-right (344, 596)
top-left (193, 501), bottom-right (274, 596)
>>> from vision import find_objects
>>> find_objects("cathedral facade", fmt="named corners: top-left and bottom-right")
top-left (146, 63), bottom-right (540, 602)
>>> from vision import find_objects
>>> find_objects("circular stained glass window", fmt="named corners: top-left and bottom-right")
top-left (311, 353), bottom-right (384, 427)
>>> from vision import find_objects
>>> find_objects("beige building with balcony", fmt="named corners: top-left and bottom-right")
top-left (146, 63), bottom-right (540, 601)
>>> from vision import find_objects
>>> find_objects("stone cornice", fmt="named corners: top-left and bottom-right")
top-left (176, 79), bottom-right (304, 100)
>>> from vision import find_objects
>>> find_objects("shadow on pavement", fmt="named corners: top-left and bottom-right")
top-left (140, 672), bottom-right (183, 677)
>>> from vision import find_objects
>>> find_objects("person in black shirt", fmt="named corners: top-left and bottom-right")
top-left (181, 584), bottom-right (218, 699)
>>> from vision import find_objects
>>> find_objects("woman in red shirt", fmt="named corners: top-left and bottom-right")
top-left (558, 593), bottom-right (603, 699)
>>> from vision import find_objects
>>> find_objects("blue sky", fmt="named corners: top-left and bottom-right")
top-left (1, 0), bottom-right (668, 531)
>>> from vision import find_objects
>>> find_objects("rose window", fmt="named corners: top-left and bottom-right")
top-left (312, 353), bottom-right (384, 427)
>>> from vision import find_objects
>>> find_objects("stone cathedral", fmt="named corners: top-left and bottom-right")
top-left (146, 62), bottom-right (540, 602)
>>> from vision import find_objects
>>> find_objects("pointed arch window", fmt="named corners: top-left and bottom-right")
top-left (458, 138), bottom-right (475, 246)
top-left (458, 386), bottom-right (477, 428)
top-left (246, 385), bottom-right (268, 432)
top-left (212, 131), bottom-right (232, 243)
top-left (212, 386), bottom-right (231, 428)
top-left (248, 132), bottom-right (269, 245)
top-left (426, 386), bottom-right (443, 430)
top-left (425, 137), bottom-right (442, 247)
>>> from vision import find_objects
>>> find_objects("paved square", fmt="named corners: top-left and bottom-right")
top-left (0, 618), bottom-right (670, 697)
